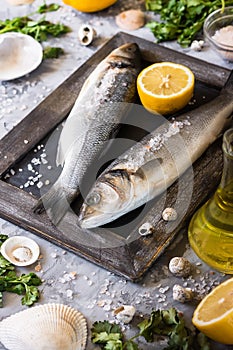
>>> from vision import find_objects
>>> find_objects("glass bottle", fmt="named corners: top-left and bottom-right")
top-left (188, 127), bottom-right (233, 273)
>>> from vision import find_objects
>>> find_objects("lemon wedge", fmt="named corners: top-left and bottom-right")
top-left (137, 62), bottom-right (195, 115)
top-left (192, 277), bottom-right (233, 344)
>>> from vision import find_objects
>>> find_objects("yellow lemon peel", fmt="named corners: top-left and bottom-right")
top-left (192, 277), bottom-right (233, 344)
top-left (62, 0), bottom-right (117, 12)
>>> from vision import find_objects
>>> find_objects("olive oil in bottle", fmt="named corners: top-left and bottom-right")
top-left (188, 128), bottom-right (233, 273)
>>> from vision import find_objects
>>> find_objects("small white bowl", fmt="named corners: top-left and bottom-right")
top-left (0, 32), bottom-right (43, 81)
top-left (0, 236), bottom-right (40, 266)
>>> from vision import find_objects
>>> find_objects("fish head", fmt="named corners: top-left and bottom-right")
top-left (108, 43), bottom-right (141, 70)
top-left (78, 169), bottom-right (134, 228)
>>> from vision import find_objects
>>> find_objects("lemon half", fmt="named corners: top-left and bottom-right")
top-left (62, 0), bottom-right (117, 12)
top-left (137, 62), bottom-right (195, 115)
top-left (192, 277), bottom-right (233, 344)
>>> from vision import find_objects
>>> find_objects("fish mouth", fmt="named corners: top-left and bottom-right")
top-left (78, 204), bottom-right (115, 229)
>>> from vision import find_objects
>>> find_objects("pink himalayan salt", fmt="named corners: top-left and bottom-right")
top-left (211, 25), bottom-right (233, 61)
top-left (212, 25), bottom-right (233, 46)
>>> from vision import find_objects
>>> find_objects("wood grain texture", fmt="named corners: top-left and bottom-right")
top-left (0, 32), bottom-right (230, 280)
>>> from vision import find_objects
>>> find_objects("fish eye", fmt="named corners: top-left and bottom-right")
top-left (86, 192), bottom-right (101, 206)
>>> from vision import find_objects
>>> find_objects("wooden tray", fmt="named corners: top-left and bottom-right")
top-left (0, 32), bottom-right (231, 281)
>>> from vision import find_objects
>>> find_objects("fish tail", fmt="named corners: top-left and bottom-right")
top-left (33, 182), bottom-right (79, 225)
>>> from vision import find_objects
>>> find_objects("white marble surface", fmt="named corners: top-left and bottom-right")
top-left (0, 1), bottom-right (233, 349)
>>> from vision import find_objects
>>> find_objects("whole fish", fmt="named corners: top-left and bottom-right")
top-left (78, 72), bottom-right (233, 228)
top-left (33, 43), bottom-right (141, 224)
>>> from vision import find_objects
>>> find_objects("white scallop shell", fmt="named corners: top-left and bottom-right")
top-left (0, 303), bottom-right (87, 350)
top-left (0, 32), bottom-right (43, 81)
top-left (0, 236), bottom-right (40, 266)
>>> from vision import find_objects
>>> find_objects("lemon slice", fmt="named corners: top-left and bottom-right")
top-left (137, 62), bottom-right (195, 115)
top-left (192, 277), bottom-right (233, 344)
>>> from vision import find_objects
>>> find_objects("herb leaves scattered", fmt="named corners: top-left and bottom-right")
top-left (0, 1), bottom-right (70, 42)
top-left (0, 16), bottom-right (70, 42)
top-left (91, 308), bottom-right (211, 350)
top-left (145, 0), bottom-right (231, 47)
top-left (0, 235), bottom-right (42, 307)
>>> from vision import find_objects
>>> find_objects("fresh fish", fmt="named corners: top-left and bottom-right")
top-left (33, 43), bottom-right (141, 224)
top-left (79, 72), bottom-right (233, 228)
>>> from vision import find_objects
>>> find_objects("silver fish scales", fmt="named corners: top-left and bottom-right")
top-left (79, 72), bottom-right (233, 228)
top-left (33, 43), bottom-right (141, 224)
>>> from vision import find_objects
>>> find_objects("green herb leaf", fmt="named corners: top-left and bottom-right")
top-left (43, 46), bottom-right (64, 59)
top-left (197, 332), bottom-right (211, 350)
top-left (124, 340), bottom-right (140, 350)
top-left (145, 0), bottom-right (229, 46)
top-left (0, 15), bottom-right (70, 42)
top-left (91, 321), bottom-right (124, 349)
top-left (37, 3), bottom-right (61, 14)
top-left (22, 285), bottom-right (40, 306)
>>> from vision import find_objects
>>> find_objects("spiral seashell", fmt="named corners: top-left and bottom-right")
top-left (138, 222), bottom-right (154, 236)
top-left (168, 257), bottom-right (192, 277)
top-left (172, 284), bottom-right (193, 303)
top-left (162, 207), bottom-right (178, 221)
top-left (78, 24), bottom-right (96, 46)
top-left (0, 303), bottom-right (87, 350)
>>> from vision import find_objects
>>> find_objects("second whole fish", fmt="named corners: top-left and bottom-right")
top-left (78, 72), bottom-right (233, 228)
top-left (33, 43), bottom-right (141, 224)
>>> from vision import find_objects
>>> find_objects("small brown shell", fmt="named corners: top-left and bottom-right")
top-left (168, 257), bottom-right (192, 277)
top-left (173, 284), bottom-right (193, 303)
top-left (162, 207), bottom-right (178, 221)
top-left (138, 222), bottom-right (154, 236)
top-left (116, 10), bottom-right (145, 31)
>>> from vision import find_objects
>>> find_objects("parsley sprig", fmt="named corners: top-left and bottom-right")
top-left (91, 308), bottom-right (211, 350)
top-left (0, 1), bottom-right (70, 42)
top-left (145, 0), bottom-right (231, 47)
top-left (0, 234), bottom-right (42, 307)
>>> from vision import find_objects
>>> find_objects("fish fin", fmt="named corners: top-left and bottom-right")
top-left (33, 183), bottom-right (79, 225)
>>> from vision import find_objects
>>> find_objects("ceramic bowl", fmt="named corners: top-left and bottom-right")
top-left (203, 6), bottom-right (233, 62)
top-left (0, 236), bottom-right (40, 266)
top-left (0, 32), bottom-right (43, 80)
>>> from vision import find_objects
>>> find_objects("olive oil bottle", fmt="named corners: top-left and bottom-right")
top-left (188, 128), bottom-right (233, 273)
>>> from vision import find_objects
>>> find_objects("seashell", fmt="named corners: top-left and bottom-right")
top-left (78, 24), bottom-right (96, 46)
top-left (6, 0), bottom-right (34, 5)
top-left (168, 256), bottom-right (192, 277)
top-left (113, 305), bottom-right (136, 324)
top-left (172, 284), bottom-right (193, 303)
top-left (162, 207), bottom-right (178, 221)
top-left (116, 10), bottom-right (145, 31)
top-left (0, 32), bottom-right (43, 81)
top-left (138, 222), bottom-right (154, 236)
top-left (0, 235), bottom-right (40, 266)
top-left (190, 40), bottom-right (205, 51)
top-left (0, 303), bottom-right (87, 350)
